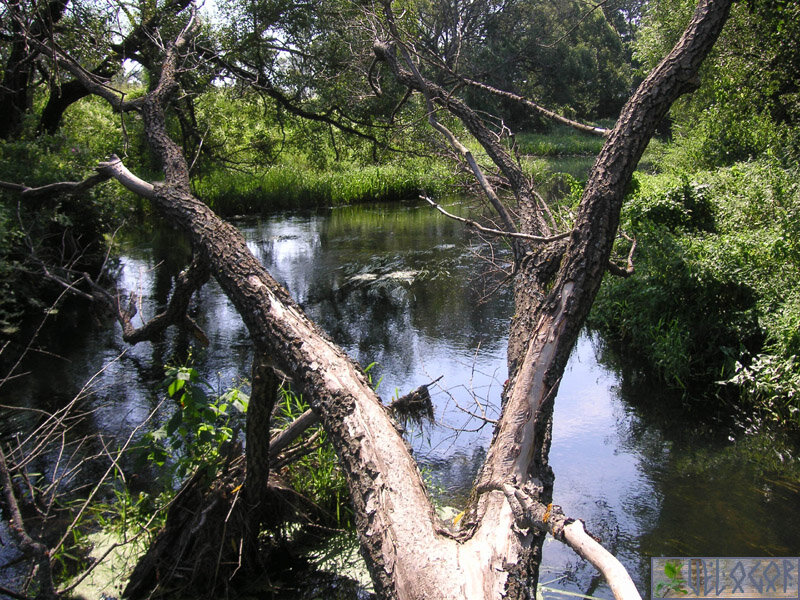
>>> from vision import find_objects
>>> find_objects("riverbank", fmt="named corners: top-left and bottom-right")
top-left (588, 158), bottom-right (800, 432)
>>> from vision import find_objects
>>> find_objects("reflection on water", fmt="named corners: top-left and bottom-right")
top-left (3, 201), bottom-right (800, 598)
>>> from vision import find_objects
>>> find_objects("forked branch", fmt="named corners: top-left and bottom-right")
top-left (606, 235), bottom-right (637, 278)
top-left (113, 252), bottom-right (210, 346)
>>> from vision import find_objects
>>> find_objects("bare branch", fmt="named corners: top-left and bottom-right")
top-left (374, 4), bottom-right (556, 240)
top-left (606, 236), bottom-right (637, 277)
top-left (0, 446), bottom-right (56, 600)
top-left (96, 155), bottom-right (156, 198)
top-left (499, 483), bottom-right (642, 600)
top-left (422, 196), bottom-right (569, 243)
top-left (269, 408), bottom-right (320, 460)
top-left (111, 251), bottom-right (210, 346)
top-left (461, 78), bottom-right (609, 137)
top-left (0, 172), bottom-right (112, 201)
top-left (50, 400), bottom-right (163, 562)
top-left (0, 584), bottom-right (32, 600)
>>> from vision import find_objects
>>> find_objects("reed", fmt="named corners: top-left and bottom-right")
top-left (193, 159), bottom-right (454, 216)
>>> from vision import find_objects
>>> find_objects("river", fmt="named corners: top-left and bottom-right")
top-left (2, 200), bottom-right (799, 598)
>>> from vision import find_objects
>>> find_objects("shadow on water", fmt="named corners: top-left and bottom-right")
top-left (3, 200), bottom-right (800, 599)
top-left (543, 332), bottom-right (800, 600)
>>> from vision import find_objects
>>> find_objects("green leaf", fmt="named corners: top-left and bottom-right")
top-left (166, 410), bottom-right (183, 436)
top-left (168, 378), bottom-right (185, 397)
top-left (664, 561), bottom-right (680, 579)
top-left (232, 392), bottom-right (249, 413)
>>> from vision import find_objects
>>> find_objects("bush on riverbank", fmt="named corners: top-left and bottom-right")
top-left (589, 159), bottom-right (800, 429)
top-left (0, 120), bottom-right (134, 335)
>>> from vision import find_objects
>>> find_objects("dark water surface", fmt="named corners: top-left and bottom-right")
top-left (3, 201), bottom-right (799, 598)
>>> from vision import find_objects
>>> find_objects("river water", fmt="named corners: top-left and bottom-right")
top-left (3, 201), bottom-right (799, 598)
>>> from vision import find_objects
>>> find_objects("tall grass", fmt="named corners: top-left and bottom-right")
top-left (193, 159), bottom-right (455, 216)
top-left (515, 125), bottom-right (606, 157)
top-left (516, 125), bottom-right (665, 182)
top-left (192, 126), bottom-right (664, 217)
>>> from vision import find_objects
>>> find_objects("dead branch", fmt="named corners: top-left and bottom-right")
top-left (461, 78), bottom-right (609, 137)
top-left (269, 408), bottom-right (320, 460)
top-left (606, 236), bottom-right (637, 278)
top-left (271, 430), bottom-right (323, 470)
top-left (374, 5), bottom-right (556, 240)
top-left (422, 195), bottom-right (570, 243)
top-left (0, 172), bottom-right (112, 202)
top-left (499, 482), bottom-right (641, 600)
top-left (376, 11), bottom-right (520, 240)
top-left (0, 446), bottom-right (57, 600)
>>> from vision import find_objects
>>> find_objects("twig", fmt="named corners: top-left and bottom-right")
top-left (50, 398), bottom-right (162, 556)
top-left (0, 446), bottom-right (56, 599)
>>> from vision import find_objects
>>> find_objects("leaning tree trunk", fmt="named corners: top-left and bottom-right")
top-left (42, 0), bottom-right (733, 597)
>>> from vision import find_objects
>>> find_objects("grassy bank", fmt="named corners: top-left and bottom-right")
top-left (589, 159), bottom-right (800, 429)
top-left (192, 157), bottom-right (457, 216)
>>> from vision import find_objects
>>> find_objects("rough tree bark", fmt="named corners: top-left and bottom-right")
top-left (28, 0), bottom-right (733, 598)
top-left (0, 0), bottom-right (69, 139)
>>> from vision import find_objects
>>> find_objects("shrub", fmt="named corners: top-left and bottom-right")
top-left (590, 160), bottom-right (800, 426)
top-left (0, 131), bottom-right (133, 334)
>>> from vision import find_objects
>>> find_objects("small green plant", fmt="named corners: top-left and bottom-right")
top-left (140, 364), bottom-right (249, 482)
top-left (274, 385), bottom-right (353, 528)
top-left (655, 560), bottom-right (688, 597)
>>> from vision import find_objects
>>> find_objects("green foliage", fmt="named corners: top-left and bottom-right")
top-left (625, 174), bottom-right (715, 233)
top-left (141, 364), bottom-right (249, 482)
top-left (635, 0), bottom-right (800, 168)
top-left (273, 386), bottom-right (353, 528)
top-left (655, 561), bottom-right (688, 597)
top-left (590, 160), bottom-right (800, 426)
top-left (728, 355), bottom-right (800, 428)
top-left (515, 126), bottom-right (606, 157)
top-left (0, 101), bottom-right (135, 332)
top-left (449, 0), bottom-right (633, 125)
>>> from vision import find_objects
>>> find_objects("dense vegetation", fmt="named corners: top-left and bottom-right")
top-left (0, 91), bottom-right (452, 334)
top-left (588, 0), bottom-right (800, 428)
